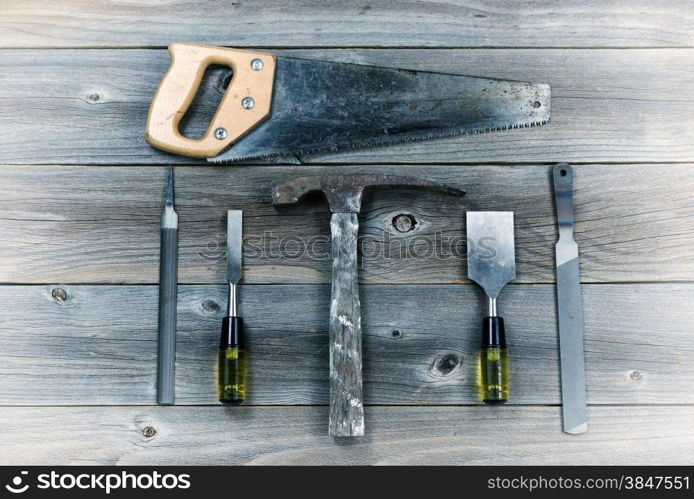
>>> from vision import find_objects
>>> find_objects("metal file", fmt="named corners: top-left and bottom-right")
top-left (553, 163), bottom-right (588, 434)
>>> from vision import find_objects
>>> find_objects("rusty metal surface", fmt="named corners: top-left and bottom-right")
top-left (211, 56), bottom-right (550, 162)
top-left (271, 173), bottom-right (465, 213)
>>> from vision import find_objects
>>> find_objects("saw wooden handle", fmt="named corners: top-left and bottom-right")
top-left (145, 42), bottom-right (276, 158)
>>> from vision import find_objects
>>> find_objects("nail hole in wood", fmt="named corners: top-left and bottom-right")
top-left (560, 169), bottom-right (568, 177)
top-left (391, 329), bottom-right (403, 339)
top-left (143, 426), bottom-right (156, 438)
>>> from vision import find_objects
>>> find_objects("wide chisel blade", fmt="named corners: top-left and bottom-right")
top-left (210, 57), bottom-right (551, 162)
top-left (553, 164), bottom-right (587, 435)
top-left (467, 211), bottom-right (516, 300)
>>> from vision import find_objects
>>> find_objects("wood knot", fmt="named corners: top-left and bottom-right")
top-left (142, 426), bottom-right (156, 438)
top-left (392, 213), bottom-right (417, 233)
top-left (201, 299), bottom-right (221, 313)
top-left (86, 92), bottom-right (100, 103)
top-left (430, 353), bottom-right (462, 377)
top-left (391, 329), bottom-right (403, 339)
top-left (51, 287), bottom-right (68, 303)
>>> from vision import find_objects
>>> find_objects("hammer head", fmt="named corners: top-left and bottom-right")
top-left (272, 174), bottom-right (464, 213)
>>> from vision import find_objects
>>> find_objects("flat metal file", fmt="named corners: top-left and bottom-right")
top-left (157, 167), bottom-right (178, 405)
top-left (553, 163), bottom-right (588, 434)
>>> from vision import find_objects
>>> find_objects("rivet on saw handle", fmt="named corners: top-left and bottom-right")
top-left (145, 42), bottom-right (276, 158)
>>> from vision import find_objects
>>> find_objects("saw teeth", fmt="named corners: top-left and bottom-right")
top-left (208, 120), bottom-right (549, 163)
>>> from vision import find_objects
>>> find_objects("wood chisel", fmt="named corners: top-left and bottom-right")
top-left (157, 167), bottom-right (178, 405)
top-left (145, 42), bottom-right (550, 162)
top-left (466, 211), bottom-right (516, 404)
top-left (553, 163), bottom-right (588, 434)
top-left (218, 210), bottom-right (247, 404)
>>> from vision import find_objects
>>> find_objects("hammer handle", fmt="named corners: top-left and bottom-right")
top-left (328, 212), bottom-right (364, 437)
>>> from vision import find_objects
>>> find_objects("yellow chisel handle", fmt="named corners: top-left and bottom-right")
top-left (479, 316), bottom-right (509, 403)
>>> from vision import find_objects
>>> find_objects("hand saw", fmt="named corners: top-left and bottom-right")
top-left (145, 42), bottom-right (551, 162)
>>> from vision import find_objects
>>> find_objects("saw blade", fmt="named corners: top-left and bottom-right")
top-left (209, 57), bottom-right (550, 163)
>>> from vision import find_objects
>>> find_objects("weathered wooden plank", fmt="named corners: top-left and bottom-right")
top-left (2, 48), bottom-right (694, 164)
top-left (0, 284), bottom-right (691, 406)
top-left (2, 1), bottom-right (693, 48)
top-left (1, 164), bottom-right (692, 284)
top-left (1, 406), bottom-right (692, 465)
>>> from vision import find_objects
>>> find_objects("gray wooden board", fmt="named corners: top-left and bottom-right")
top-left (0, 406), bottom-right (692, 465)
top-left (1, 1), bottom-right (692, 467)
top-left (1, 164), bottom-right (692, 284)
top-left (2, 48), bottom-right (694, 164)
top-left (0, 284), bottom-right (691, 406)
top-left (2, 1), bottom-right (694, 48)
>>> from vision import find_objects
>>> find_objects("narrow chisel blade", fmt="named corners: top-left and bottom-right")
top-left (226, 210), bottom-right (243, 284)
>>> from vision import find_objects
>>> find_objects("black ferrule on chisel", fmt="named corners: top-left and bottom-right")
top-left (481, 316), bottom-right (506, 348)
top-left (220, 316), bottom-right (244, 348)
